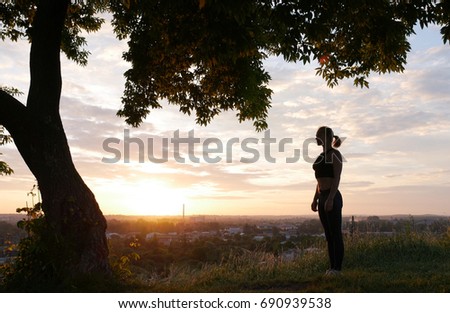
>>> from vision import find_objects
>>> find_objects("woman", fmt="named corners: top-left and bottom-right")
top-left (311, 126), bottom-right (344, 276)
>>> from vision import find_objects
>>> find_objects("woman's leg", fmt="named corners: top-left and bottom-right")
top-left (318, 190), bottom-right (334, 269)
top-left (328, 191), bottom-right (344, 271)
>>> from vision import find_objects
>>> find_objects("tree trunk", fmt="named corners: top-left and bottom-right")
top-left (12, 116), bottom-right (110, 277)
top-left (34, 125), bottom-right (110, 275)
top-left (0, 0), bottom-right (111, 283)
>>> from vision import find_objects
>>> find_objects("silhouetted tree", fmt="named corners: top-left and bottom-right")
top-left (0, 0), bottom-right (449, 287)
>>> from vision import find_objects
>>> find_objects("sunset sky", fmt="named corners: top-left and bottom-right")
top-left (1, 22), bottom-right (449, 217)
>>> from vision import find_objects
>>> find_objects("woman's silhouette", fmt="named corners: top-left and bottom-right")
top-left (311, 126), bottom-right (344, 276)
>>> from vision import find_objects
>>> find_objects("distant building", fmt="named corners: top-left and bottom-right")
top-left (145, 232), bottom-right (177, 246)
top-left (124, 232), bottom-right (141, 239)
top-left (253, 235), bottom-right (265, 241)
top-left (106, 232), bottom-right (124, 239)
top-left (226, 227), bottom-right (243, 235)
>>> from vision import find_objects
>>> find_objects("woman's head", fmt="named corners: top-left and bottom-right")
top-left (316, 126), bottom-right (342, 148)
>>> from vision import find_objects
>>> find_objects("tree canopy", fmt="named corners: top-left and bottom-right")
top-left (0, 0), bottom-right (449, 289)
top-left (2, 0), bottom-right (449, 130)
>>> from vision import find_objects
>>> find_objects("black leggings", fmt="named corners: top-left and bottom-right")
top-left (318, 189), bottom-right (344, 271)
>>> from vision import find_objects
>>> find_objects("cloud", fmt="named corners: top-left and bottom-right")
top-left (1, 23), bottom-right (449, 216)
top-left (346, 184), bottom-right (450, 215)
top-left (341, 181), bottom-right (375, 188)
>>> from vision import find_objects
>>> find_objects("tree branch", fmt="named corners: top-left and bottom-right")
top-left (0, 90), bottom-right (27, 133)
top-left (27, 0), bottom-right (69, 118)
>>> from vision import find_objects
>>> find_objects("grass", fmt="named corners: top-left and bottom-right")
top-left (123, 232), bottom-right (450, 292)
top-left (1, 232), bottom-right (449, 292)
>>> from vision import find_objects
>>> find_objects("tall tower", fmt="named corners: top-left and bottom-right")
top-left (181, 203), bottom-right (186, 237)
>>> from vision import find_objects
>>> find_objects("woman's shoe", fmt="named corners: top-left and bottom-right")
top-left (325, 269), bottom-right (342, 276)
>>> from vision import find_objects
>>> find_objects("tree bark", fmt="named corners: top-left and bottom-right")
top-left (0, 0), bottom-right (110, 281)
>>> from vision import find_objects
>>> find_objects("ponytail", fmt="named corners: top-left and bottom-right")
top-left (333, 135), bottom-right (342, 148)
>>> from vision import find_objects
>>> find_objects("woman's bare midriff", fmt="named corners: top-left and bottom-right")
top-left (317, 177), bottom-right (333, 191)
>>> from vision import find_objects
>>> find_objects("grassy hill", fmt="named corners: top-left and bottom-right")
top-left (119, 232), bottom-right (450, 293)
top-left (1, 231), bottom-right (449, 292)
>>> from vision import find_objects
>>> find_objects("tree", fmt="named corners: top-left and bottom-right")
top-left (0, 0), bottom-right (449, 288)
top-left (0, 87), bottom-right (21, 176)
top-left (0, 0), bottom-right (110, 286)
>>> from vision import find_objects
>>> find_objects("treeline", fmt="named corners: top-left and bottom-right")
top-left (106, 216), bottom-right (450, 236)
top-left (349, 216), bottom-right (449, 234)
top-left (107, 218), bottom-right (222, 234)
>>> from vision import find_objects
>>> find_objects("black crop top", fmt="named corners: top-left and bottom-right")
top-left (313, 150), bottom-right (334, 178)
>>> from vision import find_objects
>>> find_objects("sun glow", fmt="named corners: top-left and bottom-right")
top-left (116, 180), bottom-right (188, 216)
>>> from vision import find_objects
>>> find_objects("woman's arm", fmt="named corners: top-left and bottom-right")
top-left (311, 184), bottom-right (319, 212)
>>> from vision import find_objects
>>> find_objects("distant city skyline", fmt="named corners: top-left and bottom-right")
top-left (1, 24), bottom-right (449, 217)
